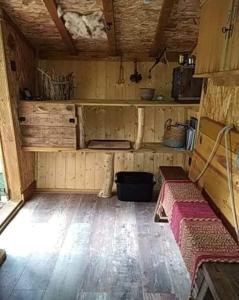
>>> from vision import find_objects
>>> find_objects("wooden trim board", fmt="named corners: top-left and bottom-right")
top-left (200, 117), bottom-right (239, 154)
top-left (19, 99), bottom-right (199, 108)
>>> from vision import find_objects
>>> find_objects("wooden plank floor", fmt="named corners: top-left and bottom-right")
top-left (0, 194), bottom-right (190, 300)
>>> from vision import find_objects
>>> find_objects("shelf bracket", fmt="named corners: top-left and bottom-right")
top-left (77, 106), bottom-right (86, 149)
top-left (135, 107), bottom-right (145, 150)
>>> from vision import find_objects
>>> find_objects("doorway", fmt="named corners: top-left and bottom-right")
top-left (0, 134), bottom-right (8, 205)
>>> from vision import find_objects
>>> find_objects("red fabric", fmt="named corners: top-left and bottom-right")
top-left (179, 219), bottom-right (239, 282)
top-left (170, 202), bottom-right (218, 243)
top-left (159, 180), bottom-right (205, 222)
top-left (158, 181), bottom-right (239, 283)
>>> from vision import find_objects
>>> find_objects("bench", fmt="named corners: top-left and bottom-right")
top-left (155, 166), bottom-right (239, 300)
top-left (154, 166), bottom-right (189, 222)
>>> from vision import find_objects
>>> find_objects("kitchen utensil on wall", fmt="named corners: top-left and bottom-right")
top-left (130, 60), bottom-right (142, 83)
top-left (117, 56), bottom-right (125, 84)
top-left (148, 48), bottom-right (167, 79)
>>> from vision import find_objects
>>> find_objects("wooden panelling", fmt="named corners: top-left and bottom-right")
top-left (0, 12), bottom-right (36, 200)
top-left (200, 117), bottom-right (239, 154)
top-left (195, 0), bottom-right (233, 75)
top-left (19, 102), bottom-right (75, 114)
top-left (190, 79), bottom-right (239, 229)
top-left (38, 60), bottom-right (178, 100)
top-left (225, 2), bottom-right (239, 71)
top-left (36, 151), bottom-right (188, 191)
top-left (84, 106), bottom-right (199, 143)
top-left (19, 102), bottom-right (77, 149)
top-left (33, 59), bottom-right (199, 191)
top-left (200, 79), bottom-right (239, 130)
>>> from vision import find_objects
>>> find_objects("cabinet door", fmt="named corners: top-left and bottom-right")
top-left (224, 2), bottom-right (239, 71)
top-left (195, 0), bottom-right (233, 75)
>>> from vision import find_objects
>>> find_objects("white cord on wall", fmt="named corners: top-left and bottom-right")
top-left (192, 125), bottom-right (239, 242)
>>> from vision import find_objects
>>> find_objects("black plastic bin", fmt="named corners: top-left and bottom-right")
top-left (115, 172), bottom-right (155, 202)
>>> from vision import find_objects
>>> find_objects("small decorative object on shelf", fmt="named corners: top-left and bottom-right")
top-left (185, 117), bottom-right (198, 151)
top-left (20, 88), bottom-right (33, 100)
top-left (140, 88), bottom-right (155, 101)
top-left (37, 68), bottom-right (75, 100)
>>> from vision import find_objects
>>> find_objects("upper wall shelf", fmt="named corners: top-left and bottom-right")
top-left (21, 99), bottom-right (199, 108)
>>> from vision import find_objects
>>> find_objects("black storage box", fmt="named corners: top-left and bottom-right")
top-left (115, 172), bottom-right (155, 202)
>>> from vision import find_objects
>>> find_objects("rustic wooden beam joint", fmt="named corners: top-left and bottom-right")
top-left (42, 0), bottom-right (78, 55)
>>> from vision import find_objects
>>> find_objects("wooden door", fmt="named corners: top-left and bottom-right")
top-left (224, 0), bottom-right (239, 71)
top-left (195, 0), bottom-right (233, 75)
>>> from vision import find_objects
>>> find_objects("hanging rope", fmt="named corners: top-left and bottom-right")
top-left (225, 127), bottom-right (239, 242)
top-left (192, 124), bottom-right (239, 242)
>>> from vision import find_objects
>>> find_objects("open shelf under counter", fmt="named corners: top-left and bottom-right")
top-left (22, 143), bottom-right (193, 154)
top-left (24, 99), bottom-right (200, 108)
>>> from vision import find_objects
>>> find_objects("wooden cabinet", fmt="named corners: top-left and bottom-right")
top-left (225, 3), bottom-right (239, 71)
top-left (18, 102), bottom-right (77, 149)
top-left (195, 0), bottom-right (239, 76)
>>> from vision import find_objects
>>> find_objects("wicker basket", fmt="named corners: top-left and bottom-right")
top-left (163, 119), bottom-right (186, 148)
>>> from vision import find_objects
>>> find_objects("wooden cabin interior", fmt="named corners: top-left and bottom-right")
top-left (0, 0), bottom-right (239, 299)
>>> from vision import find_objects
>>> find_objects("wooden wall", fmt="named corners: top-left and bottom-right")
top-left (0, 11), bottom-right (36, 200)
top-left (36, 151), bottom-right (189, 192)
top-left (35, 59), bottom-right (198, 192)
top-left (200, 79), bottom-right (239, 130)
top-left (38, 60), bottom-right (177, 100)
top-left (189, 78), bottom-right (239, 229)
top-left (84, 106), bottom-right (198, 143)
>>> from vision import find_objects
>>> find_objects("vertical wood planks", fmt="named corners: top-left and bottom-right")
top-left (36, 152), bottom-right (189, 191)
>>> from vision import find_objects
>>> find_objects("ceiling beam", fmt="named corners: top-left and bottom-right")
top-left (38, 50), bottom-right (181, 61)
top-left (102, 0), bottom-right (117, 56)
top-left (150, 0), bottom-right (176, 57)
top-left (42, 0), bottom-right (78, 55)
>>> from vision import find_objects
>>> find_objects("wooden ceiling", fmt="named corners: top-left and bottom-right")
top-left (0, 0), bottom-right (200, 59)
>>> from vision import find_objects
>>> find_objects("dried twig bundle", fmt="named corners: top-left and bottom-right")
top-left (37, 68), bottom-right (75, 100)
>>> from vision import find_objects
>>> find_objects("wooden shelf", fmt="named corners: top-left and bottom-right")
top-left (21, 99), bottom-right (199, 108)
top-left (22, 143), bottom-right (192, 154)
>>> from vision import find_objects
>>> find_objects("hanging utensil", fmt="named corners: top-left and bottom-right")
top-left (117, 56), bottom-right (125, 84)
top-left (148, 48), bottom-right (167, 79)
top-left (130, 59), bottom-right (142, 83)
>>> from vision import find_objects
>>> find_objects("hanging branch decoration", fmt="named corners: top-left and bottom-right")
top-left (37, 68), bottom-right (75, 100)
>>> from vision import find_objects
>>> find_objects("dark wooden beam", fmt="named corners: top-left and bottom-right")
top-left (102, 0), bottom-right (117, 56)
top-left (38, 51), bottom-right (181, 61)
top-left (150, 0), bottom-right (176, 57)
top-left (42, 0), bottom-right (77, 55)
